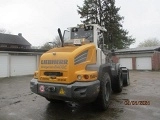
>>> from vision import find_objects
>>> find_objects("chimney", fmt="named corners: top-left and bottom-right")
top-left (18, 33), bottom-right (22, 37)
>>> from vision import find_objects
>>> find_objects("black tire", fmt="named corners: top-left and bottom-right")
top-left (95, 72), bottom-right (111, 111)
top-left (46, 98), bottom-right (64, 103)
top-left (123, 70), bottom-right (130, 86)
top-left (112, 69), bottom-right (123, 93)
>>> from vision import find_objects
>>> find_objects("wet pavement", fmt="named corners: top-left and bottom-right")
top-left (0, 71), bottom-right (160, 120)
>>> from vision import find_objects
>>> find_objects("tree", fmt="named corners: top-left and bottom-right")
top-left (40, 36), bottom-right (61, 50)
top-left (48, 36), bottom-right (61, 47)
top-left (53, 36), bottom-right (61, 47)
top-left (31, 46), bottom-right (41, 49)
top-left (77, 0), bottom-right (135, 49)
top-left (0, 28), bottom-right (11, 34)
top-left (40, 42), bottom-right (53, 50)
top-left (137, 38), bottom-right (160, 47)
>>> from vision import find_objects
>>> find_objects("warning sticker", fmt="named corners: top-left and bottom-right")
top-left (59, 88), bottom-right (65, 95)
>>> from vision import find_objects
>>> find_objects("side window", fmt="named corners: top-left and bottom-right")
top-left (63, 30), bottom-right (70, 41)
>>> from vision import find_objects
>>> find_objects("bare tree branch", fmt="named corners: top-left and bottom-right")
top-left (138, 38), bottom-right (160, 47)
top-left (0, 28), bottom-right (11, 34)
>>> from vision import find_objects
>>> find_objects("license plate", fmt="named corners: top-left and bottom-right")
top-left (39, 85), bottom-right (56, 93)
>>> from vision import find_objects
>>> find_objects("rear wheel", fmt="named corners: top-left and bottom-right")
top-left (123, 70), bottom-right (130, 86)
top-left (112, 69), bottom-right (123, 93)
top-left (95, 72), bottom-right (111, 111)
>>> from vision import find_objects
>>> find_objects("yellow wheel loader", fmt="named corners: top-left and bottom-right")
top-left (30, 24), bottom-right (129, 111)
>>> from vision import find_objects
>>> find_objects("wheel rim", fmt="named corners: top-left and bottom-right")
top-left (105, 82), bottom-right (110, 101)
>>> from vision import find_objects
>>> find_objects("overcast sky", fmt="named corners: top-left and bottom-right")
top-left (0, 0), bottom-right (160, 48)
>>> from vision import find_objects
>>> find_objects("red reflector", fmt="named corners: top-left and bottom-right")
top-left (39, 85), bottom-right (45, 92)
top-left (84, 75), bottom-right (89, 79)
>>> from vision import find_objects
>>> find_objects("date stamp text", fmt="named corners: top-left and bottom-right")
top-left (124, 100), bottom-right (150, 105)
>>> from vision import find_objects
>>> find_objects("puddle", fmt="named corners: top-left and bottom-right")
top-left (41, 102), bottom-right (124, 120)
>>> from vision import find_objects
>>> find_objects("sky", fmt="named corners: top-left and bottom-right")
top-left (0, 0), bottom-right (160, 48)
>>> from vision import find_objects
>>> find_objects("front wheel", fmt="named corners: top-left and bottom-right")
top-left (95, 72), bottom-right (111, 111)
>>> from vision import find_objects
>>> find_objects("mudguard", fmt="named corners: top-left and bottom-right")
top-left (98, 64), bottom-right (112, 80)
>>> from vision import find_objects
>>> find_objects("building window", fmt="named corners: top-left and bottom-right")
top-left (11, 45), bottom-right (18, 48)
top-left (18, 46), bottom-right (22, 48)
top-left (0, 44), bottom-right (7, 47)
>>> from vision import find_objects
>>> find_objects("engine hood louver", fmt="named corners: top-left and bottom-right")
top-left (74, 50), bottom-right (88, 65)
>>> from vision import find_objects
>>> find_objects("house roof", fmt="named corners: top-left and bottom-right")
top-left (0, 33), bottom-right (31, 46)
top-left (0, 47), bottom-right (47, 53)
top-left (116, 46), bottom-right (160, 53)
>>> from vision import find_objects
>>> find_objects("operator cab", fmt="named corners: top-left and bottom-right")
top-left (62, 24), bottom-right (107, 49)
top-left (71, 25), bottom-right (93, 42)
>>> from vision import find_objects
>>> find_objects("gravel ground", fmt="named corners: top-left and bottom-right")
top-left (0, 71), bottom-right (160, 120)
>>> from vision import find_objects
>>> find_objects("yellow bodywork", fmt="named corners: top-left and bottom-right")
top-left (37, 43), bottom-right (97, 84)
